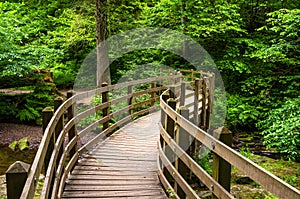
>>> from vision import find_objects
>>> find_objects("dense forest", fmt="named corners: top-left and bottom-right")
top-left (0, 0), bottom-right (299, 160)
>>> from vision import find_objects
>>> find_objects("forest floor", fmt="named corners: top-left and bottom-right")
top-left (0, 123), bottom-right (42, 148)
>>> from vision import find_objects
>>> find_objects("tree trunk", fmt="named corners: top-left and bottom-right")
top-left (95, 0), bottom-right (110, 87)
top-left (181, 0), bottom-right (189, 57)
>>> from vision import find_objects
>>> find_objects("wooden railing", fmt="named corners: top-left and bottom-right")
top-left (158, 75), bottom-right (300, 198)
top-left (11, 73), bottom-right (181, 199)
top-left (6, 69), bottom-right (300, 199)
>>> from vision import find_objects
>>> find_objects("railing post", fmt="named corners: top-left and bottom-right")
top-left (128, 78), bottom-right (133, 116)
top-left (151, 81), bottom-right (156, 106)
top-left (175, 106), bottom-right (190, 198)
top-left (166, 99), bottom-right (177, 138)
top-left (164, 98), bottom-right (177, 187)
top-left (67, 90), bottom-right (78, 164)
top-left (201, 77), bottom-right (208, 130)
top-left (6, 161), bottom-right (30, 199)
top-left (193, 78), bottom-right (200, 126)
top-left (102, 82), bottom-right (109, 130)
top-left (169, 85), bottom-right (176, 99)
top-left (175, 71), bottom-right (181, 84)
top-left (180, 81), bottom-right (186, 106)
top-left (54, 97), bottom-right (64, 166)
top-left (212, 127), bottom-right (232, 198)
top-left (207, 73), bottom-right (215, 129)
top-left (161, 93), bottom-right (169, 129)
top-left (42, 106), bottom-right (54, 174)
top-left (168, 70), bottom-right (173, 85)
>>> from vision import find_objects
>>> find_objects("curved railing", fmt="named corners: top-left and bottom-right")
top-left (158, 83), bottom-right (300, 198)
top-left (11, 68), bottom-right (300, 199)
top-left (20, 73), bottom-right (181, 199)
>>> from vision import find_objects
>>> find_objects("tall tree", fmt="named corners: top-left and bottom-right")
top-left (95, 0), bottom-right (110, 86)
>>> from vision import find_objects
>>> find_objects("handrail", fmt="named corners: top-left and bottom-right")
top-left (20, 73), bottom-right (181, 199)
top-left (158, 85), bottom-right (300, 199)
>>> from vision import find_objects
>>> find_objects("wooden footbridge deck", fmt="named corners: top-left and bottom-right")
top-left (63, 112), bottom-right (167, 198)
top-left (6, 69), bottom-right (300, 199)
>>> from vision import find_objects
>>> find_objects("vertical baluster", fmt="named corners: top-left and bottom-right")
top-left (54, 97), bottom-right (64, 166)
top-left (67, 90), bottom-right (78, 170)
top-left (128, 78), bottom-right (133, 115)
top-left (164, 98), bottom-right (177, 190)
top-left (42, 107), bottom-right (54, 175)
top-left (201, 77), bottom-right (208, 130)
top-left (151, 81), bottom-right (156, 106)
top-left (212, 127), bottom-right (232, 198)
top-left (175, 106), bottom-right (190, 198)
top-left (193, 78), bottom-right (200, 126)
top-left (180, 81), bottom-right (186, 106)
top-left (102, 82), bottom-right (109, 130)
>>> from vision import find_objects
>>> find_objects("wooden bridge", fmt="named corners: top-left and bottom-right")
top-left (6, 70), bottom-right (300, 199)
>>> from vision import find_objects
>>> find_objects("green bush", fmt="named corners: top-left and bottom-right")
top-left (257, 97), bottom-right (300, 160)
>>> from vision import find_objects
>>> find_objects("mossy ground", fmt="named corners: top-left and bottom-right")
top-left (231, 153), bottom-right (300, 199)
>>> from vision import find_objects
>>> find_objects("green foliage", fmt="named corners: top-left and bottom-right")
top-left (254, 9), bottom-right (300, 65)
top-left (0, 1), bottom-right (95, 87)
top-left (194, 152), bottom-right (212, 175)
top-left (257, 97), bottom-right (300, 160)
top-left (226, 94), bottom-right (264, 130)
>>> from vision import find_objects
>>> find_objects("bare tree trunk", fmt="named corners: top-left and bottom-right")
top-left (95, 0), bottom-right (110, 87)
top-left (181, 0), bottom-right (189, 57)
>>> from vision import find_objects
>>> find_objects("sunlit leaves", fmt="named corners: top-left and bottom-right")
top-left (257, 97), bottom-right (300, 160)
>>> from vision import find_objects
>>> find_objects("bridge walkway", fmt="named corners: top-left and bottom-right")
top-left (62, 112), bottom-right (168, 198)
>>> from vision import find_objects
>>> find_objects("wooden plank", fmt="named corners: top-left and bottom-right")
top-left (64, 185), bottom-right (163, 191)
top-left (66, 179), bottom-right (160, 185)
top-left (62, 190), bottom-right (166, 198)
top-left (68, 175), bottom-right (158, 181)
top-left (72, 165), bottom-right (158, 172)
top-left (71, 169), bottom-right (157, 176)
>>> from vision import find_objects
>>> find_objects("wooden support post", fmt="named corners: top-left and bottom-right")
top-left (54, 97), bottom-right (64, 166)
top-left (67, 90), bottom-right (78, 164)
top-left (175, 106), bottom-right (191, 198)
top-left (151, 81), bottom-right (156, 106)
top-left (42, 106), bottom-right (54, 175)
top-left (206, 73), bottom-right (215, 129)
top-left (102, 82), bottom-right (109, 130)
top-left (166, 99), bottom-right (176, 138)
top-left (169, 85), bottom-right (176, 99)
top-left (6, 161), bottom-right (30, 199)
top-left (193, 78), bottom-right (200, 126)
top-left (168, 70), bottom-right (173, 85)
top-left (159, 69), bottom-right (163, 89)
top-left (161, 93), bottom-right (169, 129)
top-left (164, 98), bottom-right (177, 187)
top-left (128, 78), bottom-right (133, 115)
top-left (175, 71), bottom-right (181, 84)
top-left (180, 81), bottom-right (186, 106)
top-left (193, 78), bottom-right (201, 156)
top-left (201, 78), bottom-right (208, 130)
top-left (212, 127), bottom-right (232, 198)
